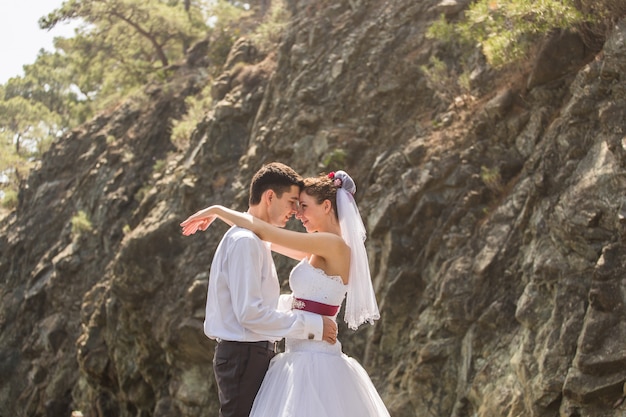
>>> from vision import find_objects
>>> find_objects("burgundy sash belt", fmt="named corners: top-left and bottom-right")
top-left (292, 297), bottom-right (340, 316)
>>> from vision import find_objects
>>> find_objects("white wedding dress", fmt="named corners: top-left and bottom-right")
top-left (250, 259), bottom-right (390, 417)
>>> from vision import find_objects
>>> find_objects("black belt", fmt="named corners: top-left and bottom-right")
top-left (218, 339), bottom-right (277, 353)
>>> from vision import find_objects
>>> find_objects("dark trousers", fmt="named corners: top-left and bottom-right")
top-left (213, 341), bottom-right (276, 417)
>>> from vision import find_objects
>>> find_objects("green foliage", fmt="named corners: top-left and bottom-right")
top-left (0, 0), bottom-right (270, 205)
top-left (420, 55), bottom-right (470, 104)
top-left (40, 0), bottom-right (211, 104)
top-left (153, 158), bottom-right (167, 173)
top-left (71, 210), bottom-right (93, 237)
top-left (481, 165), bottom-right (503, 193)
top-left (422, 0), bottom-right (595, 109)
top-left (252, 0), bottom-right (290, 50)
top-left (1, 189), bottom-right (18, 211)
top-left (0, 84), bottom-right (63, 193)
top-left (429, 0), bottom-right (586, 69)
top-left (426, 15), bottom-right (458, 43)
top-left (19, 51), bottom-right (91, 125)
top-left (0, 0), bottom-right (213, 199)
top-left (322, 148), bottom-right (347, 168)
top-left (466, 0), bottom-right (584, 66)
top-left (171, 83), bottom-right (212, 149)
top-left (134, 185), bottom-right (153, 203)
top-left (203, 1), bottom-right (249, 71)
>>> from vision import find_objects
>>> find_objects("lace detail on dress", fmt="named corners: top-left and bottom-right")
top-left (303, 260), bottom-right (346, 286)
top-left (289, 259), bottom-right (347, 310)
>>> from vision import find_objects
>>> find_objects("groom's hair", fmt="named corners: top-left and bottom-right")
top-left (249, 162), bottom-right (304, 205)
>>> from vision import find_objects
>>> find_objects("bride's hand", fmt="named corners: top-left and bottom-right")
top-left (180, 209), bottom-right (217, 236)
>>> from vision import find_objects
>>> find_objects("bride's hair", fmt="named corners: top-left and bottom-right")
top-left (301, 175), bottom-right (338, 219)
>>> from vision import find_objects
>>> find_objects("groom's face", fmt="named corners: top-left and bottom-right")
top-left (268, 185), bottom-right (301, 227)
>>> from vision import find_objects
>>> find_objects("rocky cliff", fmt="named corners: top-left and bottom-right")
top-left (1, 1), bottom-right (626, 416)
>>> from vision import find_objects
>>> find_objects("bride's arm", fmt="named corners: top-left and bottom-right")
top-left (270, 242), bottom-right (308, 261)
top-left (183, 205), bottom-right (345, 259)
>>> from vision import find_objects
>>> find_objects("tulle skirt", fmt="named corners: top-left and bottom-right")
top-left (250, 338), bottom-right (390, 417)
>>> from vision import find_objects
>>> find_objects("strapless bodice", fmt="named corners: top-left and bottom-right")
top-left (289, 258), bottom-right (347, 307)
top-left (283, 259), bottom-right (347, 354)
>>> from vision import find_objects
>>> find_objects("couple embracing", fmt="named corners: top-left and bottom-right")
top-left (181, 162), bottom-right (390, 417)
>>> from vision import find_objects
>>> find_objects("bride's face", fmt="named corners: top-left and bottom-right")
top-left (296, 192), bottom-right (329, 233)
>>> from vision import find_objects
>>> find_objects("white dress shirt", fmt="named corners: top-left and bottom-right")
top-left (204, 226), bottom-right (323, 342)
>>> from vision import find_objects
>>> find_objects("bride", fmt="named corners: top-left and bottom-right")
top-left (181, 170), bottom-right (390, 417)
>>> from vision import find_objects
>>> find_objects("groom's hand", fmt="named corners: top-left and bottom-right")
top-left (322, 317), bottom-right (338, 344)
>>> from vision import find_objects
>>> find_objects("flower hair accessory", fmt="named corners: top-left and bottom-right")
top-left (328, 170), bottom-right (356, 195)
top-left (328, 171), bottom-right (342, 188)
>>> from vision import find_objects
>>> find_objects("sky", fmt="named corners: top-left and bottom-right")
top-left (0, 1), bottom-right (77, 84)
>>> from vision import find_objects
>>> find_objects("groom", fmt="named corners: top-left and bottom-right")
top-left (182, 162), bottom-right (337, 417)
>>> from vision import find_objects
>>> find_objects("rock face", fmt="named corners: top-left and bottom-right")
top-left (1, 1), bottom-right (626, 417)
